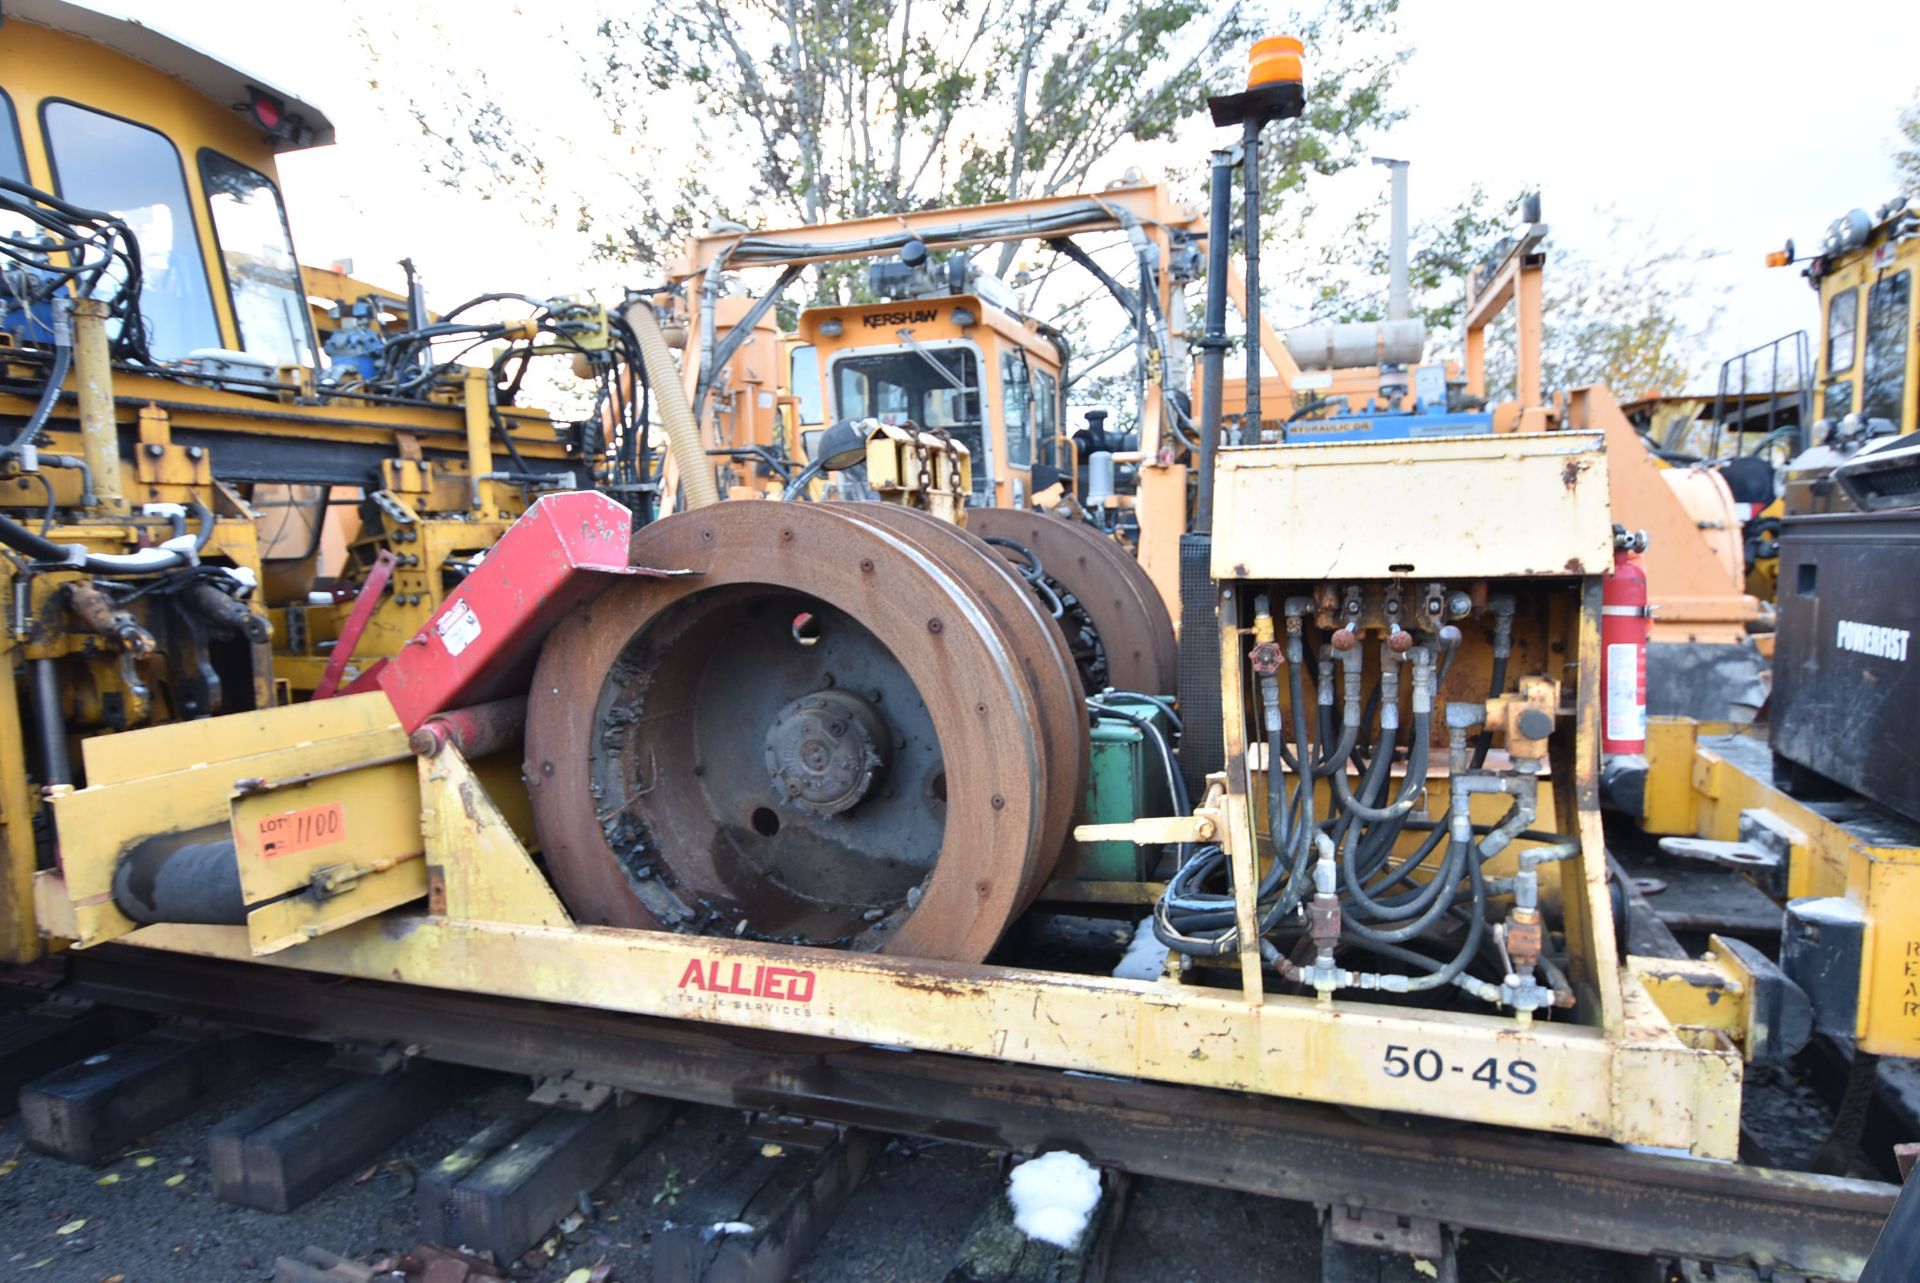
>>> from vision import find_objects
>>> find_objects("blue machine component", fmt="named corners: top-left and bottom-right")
top-left (1285, 363), bottom-right (1494, 444)
top-left (1, 264), bottom-right (64, 345)
top-left (322, 317), bottom-right (385, 383)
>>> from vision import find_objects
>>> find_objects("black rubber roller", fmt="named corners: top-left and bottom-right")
top-left (111, 827), bottom-right (246, 925)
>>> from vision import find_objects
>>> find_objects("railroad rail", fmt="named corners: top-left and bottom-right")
top-left (16, 946), bottom-right (1898, 1280)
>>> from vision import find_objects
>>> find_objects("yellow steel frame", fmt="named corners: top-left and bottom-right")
top-left (1639, 718), bottom-right (1920, 1058)
top-left (30, 717), bottom-right (1738, 1156)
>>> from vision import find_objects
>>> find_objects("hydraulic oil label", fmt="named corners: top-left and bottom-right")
top-left (256, 802), bottom-right (346, 858)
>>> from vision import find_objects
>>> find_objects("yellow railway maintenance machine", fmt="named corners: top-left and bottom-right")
top-left (13, 36), bottom-right (1904, 1281)
top-left (0, 3), bottom-right (662, 963)
top-left (1, 25), bottom-right (1908, 1281)
top-left (1629, 197), bottom-right (1920, 1088)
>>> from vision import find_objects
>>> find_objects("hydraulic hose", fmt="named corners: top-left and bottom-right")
top-left (9, 301), bottom-right (71, 450)
top-left (0, 498), bottom-right (212, 575)
top-left (1340, 824), bottom-right (1460, 939)
top-left (780, 458), bottom-right (828, 501)
top-left (627, 302), bottom-right (720, 510)
top-left (1330, 716), bottom-right (1424, 821)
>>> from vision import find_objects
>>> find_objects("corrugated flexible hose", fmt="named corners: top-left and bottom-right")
top-left (627, 302), bottom-right (720, 511)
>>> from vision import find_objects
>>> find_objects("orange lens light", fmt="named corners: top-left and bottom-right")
top-left (1247, 35), bottom-right (1304, 89)
top-left (1766, 250), bottom-right (1791, 268)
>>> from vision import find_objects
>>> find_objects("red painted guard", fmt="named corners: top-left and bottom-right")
top-left (351, 491), bottom-right (684, 731)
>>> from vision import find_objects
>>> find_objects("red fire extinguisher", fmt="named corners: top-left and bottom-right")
top-left (1601, 529), bottom-right (1650, 757)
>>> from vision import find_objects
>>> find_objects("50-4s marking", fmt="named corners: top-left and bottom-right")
top-left (1382, 1045), bottom-right (1538, 1095)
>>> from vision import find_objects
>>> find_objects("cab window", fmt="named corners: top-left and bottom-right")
top-left (0, 91), bottom-right (42, 338)
top-left (1824, 381), bottom-right (1853, 420)
top-left (1002, 351), bottom-right (1032, 468)
top-left (42, 101), bottom-right (220, 360)
top-left (832, 347), bottom-right (986, 494)
top-left (200, 151), bottom-right (314, 368)
top-left (1826, 287), bottom-right (1857, 375)
top-left (1033, 367), bottom-right (1058, 467)
top-left (789, 343), bottom-right (823, 424)
top-left (1861, 270), bottom-right (1911, 427)
top-left (0, 89), bottom-right (26, 183)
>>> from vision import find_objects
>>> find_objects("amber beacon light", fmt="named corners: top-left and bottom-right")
top-left (1209, 35), bottom-right (1306, 128)
top-left (1247, 35), bottom-right (1304, 88)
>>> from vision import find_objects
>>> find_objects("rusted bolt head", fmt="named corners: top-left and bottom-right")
top-left (1388, 629), bottom-right (1414, 654)
top-left (860, 558), bottom-right (874, 573)
top-left (1330, 627), bottom-right (1357, 652)
top-left (927, 617), bottom-right (943, 634)
top-left (991, 795), bottom-right (1005, 810)
top-left (1249, 640), bottom-right (1283, 674)
top-left (781, 529), bottom-right (793, 541)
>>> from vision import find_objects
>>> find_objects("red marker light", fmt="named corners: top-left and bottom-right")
top-left (250, 90), bottom-right (284, 133)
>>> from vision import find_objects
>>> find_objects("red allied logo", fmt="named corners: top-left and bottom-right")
top-left (678, 958), bottom-right (816, 1003)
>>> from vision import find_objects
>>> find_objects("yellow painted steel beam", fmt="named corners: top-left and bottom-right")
top-left (0, 375), bottom-right (567, 453)
top-left (40, 722), bottom-right (1743, 1157)
top-left (1637, 718), bottom-right (1920, 1058)
top-left (116, 910), bottom-right (1737, 1157)
top-left (49, 692), bottom-right (406, 947)
top-left (1629, 936), bottom-right (1771, 1057)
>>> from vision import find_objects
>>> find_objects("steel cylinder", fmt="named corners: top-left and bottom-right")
top-left (1283, 318), bottom-right (1426, 373)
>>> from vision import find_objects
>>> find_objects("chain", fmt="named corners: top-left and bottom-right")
top-left (913, 429), bottom-right (932, 504)
top-left (925, 424), bottom-right (961, 498)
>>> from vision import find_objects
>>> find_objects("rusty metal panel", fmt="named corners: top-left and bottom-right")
top-left (1209, 431), bottom-right (1611, 580)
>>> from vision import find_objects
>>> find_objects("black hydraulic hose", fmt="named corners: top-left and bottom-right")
top-left (0, 498), bottom-right (212, 573)
top-left (1102, 690), bottom-right (1181, 734)
top-left (1471, 655), bottom-right (1508, 769)
top-left (781, 458), bottom-right (828, 501)
top-left (1401, 846), bottom-right (1489, 992)
top-left (1286, 654), bottom-right (1315, 855)
top-left (1259, 669), bottom-right (1290, 889)
top-left (9, 326), bottom-right (70, 450)
top-left (1345, 843), bottom-right (1489, 993)
top-left (188, 498), bottom-right (216, 554)
top-left (1331, 714), bottom-right (1422, 821)
top-left (0, 509), bottom-right (69, 562)
top-left (1358, 823), bottom-right (1449, 900)
top-left (1341, 833), bottom-right (1461, 942)
top-left (981, 534), bottom-right (1041, 579)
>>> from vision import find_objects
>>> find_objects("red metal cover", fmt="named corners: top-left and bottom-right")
top-left (368, 491), bottom-right (680, 731)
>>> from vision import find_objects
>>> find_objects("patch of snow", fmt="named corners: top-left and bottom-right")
top-left (1007, 1150), bottom-right (1102, 1250)
top-left (708, 1221), bottom-right (756, 1237)
top-left (1111, 917), bottom-right (1169, 981)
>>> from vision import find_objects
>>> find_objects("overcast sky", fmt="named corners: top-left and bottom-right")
top-left (129, 0), bottom-right (1920, 392)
